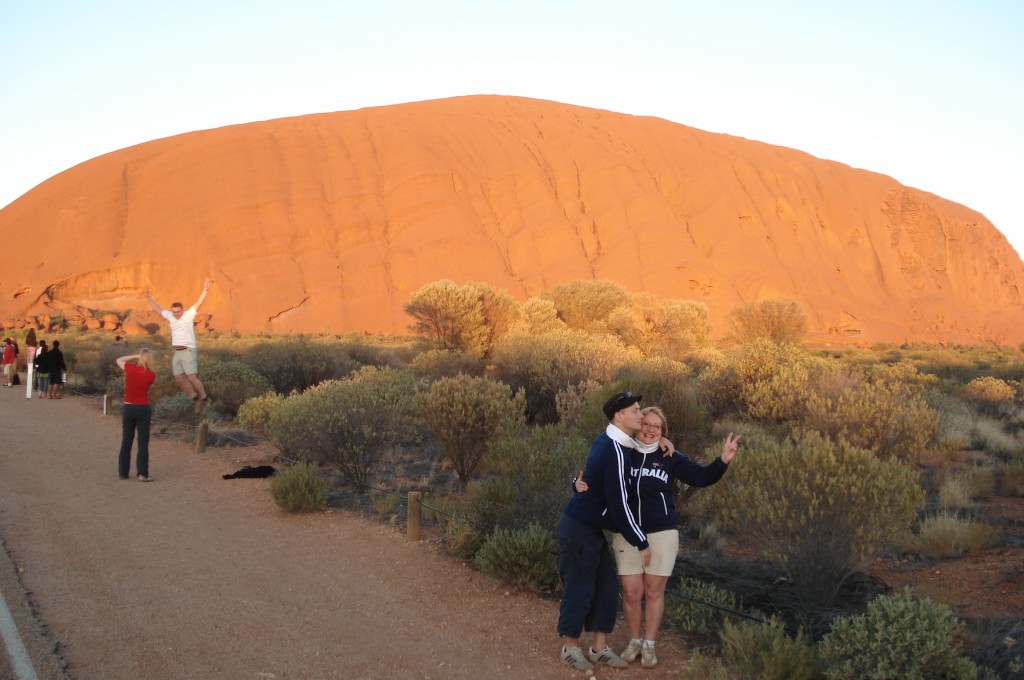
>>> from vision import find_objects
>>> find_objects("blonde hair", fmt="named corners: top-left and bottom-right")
top-left (138, 348), bottom-right (154, 371)
top-left (641, 406), bottom-right (669, 437)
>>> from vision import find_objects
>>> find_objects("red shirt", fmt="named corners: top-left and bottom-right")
top-left (2, 344), bottom-right (13, 365)
top-left (123, 363), bottom-right (156, 405)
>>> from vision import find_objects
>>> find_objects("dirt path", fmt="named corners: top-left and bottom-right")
top-left (0, 388), bottom-right (683, 680)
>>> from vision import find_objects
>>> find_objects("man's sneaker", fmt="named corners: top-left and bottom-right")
top-left (138, 475), bottom-right (154, 482)
top-left (561, 646), bottom-right (594, 671)
top-left (641, 642), bottom-right (658, 668)
top-left (620, 638), bottom-right (642, 663)
top-left (588, 646), bottom-right (629, 668)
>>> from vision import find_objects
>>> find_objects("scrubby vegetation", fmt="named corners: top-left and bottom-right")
top-left (18, 277), bottom-right (1023, 678)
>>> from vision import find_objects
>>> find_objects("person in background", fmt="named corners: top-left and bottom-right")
top-left (2, 338), bottom-right (16, 387)
top-left (145, 278), bottom-right (212, 412)
top-left (47, 340), bottom-right (66, 399)
top-left (556, 391), bottom-right (651, 672)
top-left (116, 349), bottom-right (156, 482)
top-left (34, 340), bottom-right (50, 397)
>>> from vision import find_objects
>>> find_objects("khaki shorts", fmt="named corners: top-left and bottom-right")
top-left (612, 529), bottom-right (679, 577)
top-left (2, 364), bottom-right (11, 377)
top-left (172, 347), bottom-right (199, 376)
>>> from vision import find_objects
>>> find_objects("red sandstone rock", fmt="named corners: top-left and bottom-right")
top-left (0, 96), bottom-right (1021, 345)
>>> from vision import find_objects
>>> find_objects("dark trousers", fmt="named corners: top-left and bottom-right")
top-left (119, 404), bottom-right (152, 478)
top-left (557, 512), bottom-right (619, 638)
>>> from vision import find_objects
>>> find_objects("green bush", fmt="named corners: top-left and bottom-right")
top-left (725, 297), bottom-right (809, 344)
top-left (713, 430), bottom-right (925, 616)
top-left (404, 280), bottom-right (517, 357)
top-left (417, 374), bottom-right (526, 485)
top-left (819, 588), bottom-right (980, 679)
top-left (241, 338), bottom-right (359, 393)
top-left (719, 617), bottom-right (821, 680)
top-left (237, 392), bottom-right (286, 441)
top-left (270, 463), bottom-right (327, 513)
top-left (202, 359), bottom-right (272, 416)
top-left (474, 523), bottom-right (559, 592)
top-left (444, 517), bottom-right (485, 559)
top-left (268, 367), bottom-right (418, 489)
top-left (472, 423), bottom-right (588, 531)
top-left (962, 376), bottom-right (1017, 415)
top-left (540, 279), bottom-right (631, 333)
top-left (407, 349), bottom-right (485, 380)
top-left (664, 578), bottom-right (742, 635)
top-left (606, 293), bottom-right (712, 357)
top-left (492, 330), bottom-right (643, 423)
top-left (804, 369), bottom-right (940, 460)
top-left (154, 393), bottom-right (197, 422)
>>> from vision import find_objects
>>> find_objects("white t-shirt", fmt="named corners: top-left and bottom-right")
top-left (162, 307), bottom-right (198, 347)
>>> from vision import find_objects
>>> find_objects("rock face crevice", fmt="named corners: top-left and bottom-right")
top-left (1, 95), bottom-right (1022, 344)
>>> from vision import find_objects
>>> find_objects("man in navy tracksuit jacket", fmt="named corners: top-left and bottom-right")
top-left (556, 392), bottom-right (651, 671)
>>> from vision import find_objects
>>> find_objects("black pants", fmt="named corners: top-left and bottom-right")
top-left (119, 404), bottom-right (152, 478)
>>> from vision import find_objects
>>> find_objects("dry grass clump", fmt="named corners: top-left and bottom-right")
top-left (916, 511), bottom-right (998, 558)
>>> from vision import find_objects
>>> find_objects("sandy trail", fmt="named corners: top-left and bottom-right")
top-left (0, 388), bottom-right (678, 679)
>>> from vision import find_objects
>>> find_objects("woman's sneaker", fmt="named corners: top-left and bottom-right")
top-left (588, 646), bottom-right (628, 668)
top-left (560, 646), bottom-right (594, 671)
top-left (641, 641), bottom-right (658, 668)
top-left (621, 638), bottom-right (643, 663)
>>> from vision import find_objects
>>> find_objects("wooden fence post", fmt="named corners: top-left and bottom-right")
top-left (195, 420), bottom-right (209, 453)
top-left (407, 492), bottom-right (422, 542)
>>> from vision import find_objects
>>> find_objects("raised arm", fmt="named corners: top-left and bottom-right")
top-left (193, 278), bottom-right (212, 310)
top-left (116, 354), bottom-right (139, 370)
top-left (144, 288), bottom-right (164, 315)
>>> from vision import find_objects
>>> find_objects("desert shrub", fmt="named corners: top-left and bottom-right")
top-left (237, 392), bottom-right (286, 441)
top-left (269, 463), bottom-right (327, 513)
top-left (154, 393), bottom-right (196, 422)
top-left (696, 338), bottom-right (808, 418)
top-left (553, 379), bottom-right (602, 432)
top-left (540, 279), bottom-right (631, 332)
top-left (681, 651), bottom-right (738, 680)
top-left (407, 349), bottom-right (485, 380)
top-left (962, 376), bottom-right (1018, 415)
top-left (492, 330), bottom-right (643, 423)
top-left (511, 296), bottom-right (566, 335)
top-left (241, 338), bottom-right (359, 393)
top-left (444, 517), bottom-right (485, 559)
top-left (819, 588), bottom-right (980, 679)
top-left (201, 359), bottom-right (272, 416)
top-left (916, 512), bottom-right (998, 559)
top-left (417, 374), bottom-right (526, 486)
top-left (664, 578), bottom-right (742, 635)
top-left (966, 617), bottom-right (1024, 680)
top-left (713, 430), bottom-right (924, 616)
top-left (718, 617), bottom-right (821, 680)
top-left (606, 293), bottom-right (712, 357)
top-left (742, 352), bottom-right (843, 425)
top-left (471, 423), bottom-right (587, 531)
top-left (725, 297), bottom-right (809, 344)
top-left (474, 523), bottom-right (559, 592)
top-left (268, 367), bottom-right (418, 489)
top-left (405, 280), bottom-right (517, 357)
top-left (804, 369), bottom-right (940, 460)
top-left (616, 358), bottom-right (708, 450)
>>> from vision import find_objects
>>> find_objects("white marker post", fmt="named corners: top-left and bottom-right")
top-left (25, 354), bottom-right (34, 400)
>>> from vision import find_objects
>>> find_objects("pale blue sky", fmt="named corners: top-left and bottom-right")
top-left (2, 0), bottom-right (1022, 256)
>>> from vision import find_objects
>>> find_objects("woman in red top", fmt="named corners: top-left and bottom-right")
top-left (116, 349), bottom-right (157, 481)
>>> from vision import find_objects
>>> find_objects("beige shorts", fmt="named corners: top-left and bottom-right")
top-left (171, 347), bottom-right (199, 376)
top-left (612, 529), bottom-right (679, 577)
top-left (2, 364), bottom-right (11, 377)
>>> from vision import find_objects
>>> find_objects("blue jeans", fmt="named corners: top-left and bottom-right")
top-left (119, 404), bottom-right (152, 478)
top-left (557, 512), bottom-right (619, 638)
